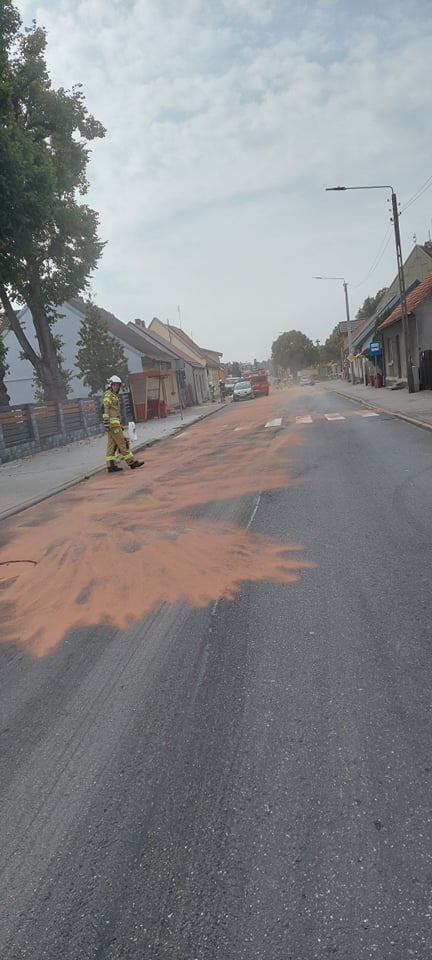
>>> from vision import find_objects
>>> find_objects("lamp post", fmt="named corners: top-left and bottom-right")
top-left (326, 184), bottom-right (413, 393)
top-left (313, 276), bottom-right (354, 382)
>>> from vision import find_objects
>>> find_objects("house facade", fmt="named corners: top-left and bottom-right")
top-left (380, 272), bottom-right (432, 389)
top-left (3, 300), bottom-right (224, 413)
top-left (131, 319), bottom-right (206, 407)
top-left (4, 300), bottom-right (165, 406)
top-left (347, 243), bottom-right (432, 388)
top-left (148, 318), bottom-right (222, 404)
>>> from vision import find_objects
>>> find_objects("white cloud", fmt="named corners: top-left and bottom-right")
top-left (13, 0), bottom-right (432, 358)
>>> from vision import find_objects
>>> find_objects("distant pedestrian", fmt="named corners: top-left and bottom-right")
top-left (219, 379), bottom-right (226, 402)
top-left (102, 375), bottom-right (144, 472)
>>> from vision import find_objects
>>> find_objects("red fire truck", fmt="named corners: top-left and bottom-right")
top-left (243, 370), bottom-right (269, 397)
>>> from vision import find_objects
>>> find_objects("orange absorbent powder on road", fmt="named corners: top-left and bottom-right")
top-left (0, 396), bottom-right (314, 658)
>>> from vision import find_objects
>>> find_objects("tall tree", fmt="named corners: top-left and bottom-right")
top-left (320, 325), bottom-right (342, 365)
top-left (0, 2), bottom-right (106, 401)
top-left (356, 288), bottom-right (388, 321)
top-left (272, 330), bottom-right (318, 375)
top-left (76, 304), bottom-right (129, 396)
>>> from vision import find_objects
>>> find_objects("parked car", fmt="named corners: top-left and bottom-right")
top-left (299, 375), bottom-right (314, 386)
top-left (233, 379), bottom-right (255, 401)
top-left (224, 376), bottom-right (241, 396)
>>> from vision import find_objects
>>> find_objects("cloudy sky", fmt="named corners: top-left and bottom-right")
top-left (14, 0), bottom-right (432, 362)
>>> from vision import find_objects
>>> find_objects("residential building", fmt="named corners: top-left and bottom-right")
top-left (130, 319), bottom-right (206, 407)
top-left (3, 299), bottom-right (170, 407)
top-left (148, 318), bottom-right (222, 403)
top-left (349, 242), bottom-right (432, 387)
top-left (380, 271), bottom-right (432, 389)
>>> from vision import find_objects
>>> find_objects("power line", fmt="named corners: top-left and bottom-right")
top-left (335, 174), bottom-right (432, 297)
top-left (351, 225), bottom-right (393, 288)
top-left (401, 173), bottom-right (432, 213)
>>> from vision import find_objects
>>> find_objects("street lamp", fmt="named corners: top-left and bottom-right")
top-left (313, 276), bottom-right (353, 382)
top-left (326, 184), bottom-right (413, 393)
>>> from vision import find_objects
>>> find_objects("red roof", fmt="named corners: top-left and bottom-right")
top-left (380, 271), bottom-right (432, 329)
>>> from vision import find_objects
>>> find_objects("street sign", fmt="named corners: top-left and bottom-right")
top-left (370, 341), bottom-right (382, 356)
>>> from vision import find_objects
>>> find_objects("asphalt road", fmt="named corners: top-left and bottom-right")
top-left (1, 385), bottom-right (432, 959)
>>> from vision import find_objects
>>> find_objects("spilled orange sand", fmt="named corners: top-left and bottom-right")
top-left (0, 396), bottom-right (314, 657)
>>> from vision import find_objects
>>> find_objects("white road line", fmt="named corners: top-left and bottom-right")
top-left (247, 495), bottom-right (261, 529)
top-left (265, 418), bottom-right (282, 428)
top-left (211, 493), bottom-right (262, 617)
top-left (360, 411), bottom-right (379, 417)
top-left (234, 426), bottom-right (247, 431)
top-left (325, 414), bottom-right (346, 421)
top-left (296, 416), bottom-right (313, 424)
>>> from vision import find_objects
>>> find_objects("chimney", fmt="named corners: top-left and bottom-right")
top-left (134, 318), bottom-right (146, 329)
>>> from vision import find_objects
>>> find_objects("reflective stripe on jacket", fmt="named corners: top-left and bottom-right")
top-left (103, 389), bottom-right (121, 425)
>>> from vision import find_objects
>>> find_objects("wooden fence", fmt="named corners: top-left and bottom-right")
top-left (0, 397), bottom-right (109, 464)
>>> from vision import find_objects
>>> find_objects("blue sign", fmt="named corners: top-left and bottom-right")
top-left (370, 341), bottom-right (382, 356)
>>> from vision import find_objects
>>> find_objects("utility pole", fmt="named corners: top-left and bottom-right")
top-left (314, 276), bottom-right (353, 382)
top-left (326, 184), bottom-right (414, 392)
top-left (343, 280), bottom-right (353, 380)
top-left (391, 192), bottom-right (414, 393)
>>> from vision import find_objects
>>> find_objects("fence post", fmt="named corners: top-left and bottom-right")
top-left (27, 404), bottom-right (40, 443)
top-left (56, 402), bottom-right (66, 440)
top-left (0, 422), bottom-right (6, 462)
top-left (80, 399), bottom-right (91, 436)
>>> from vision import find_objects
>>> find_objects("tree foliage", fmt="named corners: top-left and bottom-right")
top-left (76, 304), bottom-right (129, 396)
top-left (320, 325), bottom-right (342, 365)
top-left (0, 2), bottom-right (106, 400)
top-left (356, 288), bottom-right (388, 321)
top-left (226, 361), bottom-right (242, 377)
top-left (272, 330), bottom-right (318, 374)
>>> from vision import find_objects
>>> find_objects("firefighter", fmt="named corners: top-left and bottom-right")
top-left (102, 375), bottom-right (144, 472)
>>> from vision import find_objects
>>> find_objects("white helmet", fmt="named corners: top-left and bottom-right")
top-left (109, 375), bottom-right (122, 384)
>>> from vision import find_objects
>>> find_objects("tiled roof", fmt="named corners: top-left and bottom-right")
top-left (380, 271), bottom-right (432, 329)
top-left (338, 319), bottom-right (364, 335)
top-left (69, 297), bottom-right (170, 361)
top-left (99, 312), bottom-right (169, 360)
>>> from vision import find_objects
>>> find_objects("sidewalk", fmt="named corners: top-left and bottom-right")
top-left (0, 402), bottom-right (222, 522)
top-left (320, 379), bottom-right (432, 431)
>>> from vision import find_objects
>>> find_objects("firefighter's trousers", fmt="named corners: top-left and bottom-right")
top-left (106, 427), bottom-right (134, 464)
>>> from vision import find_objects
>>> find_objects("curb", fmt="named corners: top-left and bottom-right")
top-left (329, 387), bottom-right (432, 433)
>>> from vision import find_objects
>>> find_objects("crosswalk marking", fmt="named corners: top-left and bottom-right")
top-left (265, 418), bottom-right (282, 428)
top-left (231, 411), bottom-right (381, 433)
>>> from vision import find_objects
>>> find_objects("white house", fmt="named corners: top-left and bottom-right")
top-left (3, 300), bottom-right (158, 406)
